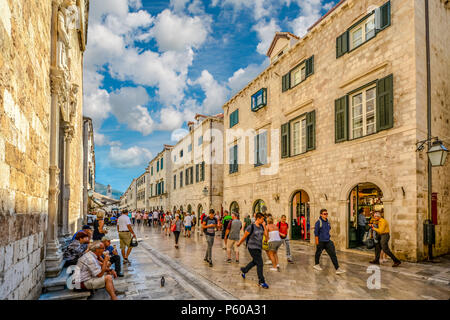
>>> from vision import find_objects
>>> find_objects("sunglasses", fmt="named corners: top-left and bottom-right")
top-left (321, 213), bottom-right (328, 215)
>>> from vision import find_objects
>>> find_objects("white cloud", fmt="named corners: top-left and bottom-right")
top-left (170, 0), bottom-right (190, 12)
top-left (170, 128), bottom-right (189, 142)
top-left (211, 0), bottom-right (274, 20)
top-left (109, 144), bottom-right (153, 168)
top-left (227, 60), bottom-right (270, 95)
top-left (289, 0), bottom-right (323, 37)
top-left (109, 87), bottom-right (154, 135)
top-left (253, 18), bottom-right (280, 55)
top-left (191, 70), bottom-right (230, 114)
top-left (150, 9), bottom-right (211, 52)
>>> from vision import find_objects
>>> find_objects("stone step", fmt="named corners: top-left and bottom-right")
top-left (39, 289), bottom-right (91, 300)
top-left (43, 267), bottom-right (69, 292)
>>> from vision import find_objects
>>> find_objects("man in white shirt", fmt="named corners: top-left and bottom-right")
top-left (184, 213), bottom-right (193, 238)
top-left (117, 210), bottom-right (136, 264)
top-left (75, 241), bottom-right (118, 300)
top-left (153, 211), bottom-right (158, 227)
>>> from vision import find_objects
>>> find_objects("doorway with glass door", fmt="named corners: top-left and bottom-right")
top-left (290, 190), bottom-right (310, 241)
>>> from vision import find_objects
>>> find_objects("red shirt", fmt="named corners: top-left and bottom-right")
top-left (278, 222), bottom-right (289, 238)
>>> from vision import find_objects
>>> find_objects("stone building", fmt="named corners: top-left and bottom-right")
top-left (120, 178), bottom-right (137, 212)
top-left (136, 172), bottom-right (146, 211)
top-left (147, 145), bottom-right (173, 212)
top-left (221, 0), bottom-right (449, 261)
top-left (82, 116), bottom-right (95, 222)
top-left (0, 0), bottom-right (89, 299)
top-left (170, 114), bottom-right (224, 222)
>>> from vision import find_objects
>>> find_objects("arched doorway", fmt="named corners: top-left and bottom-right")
top-left (290, 190), bottom-right (310, 241)
top-left (230, 201), bottom-right (239, 214)
top-left (252, 199), bottom-right (266, 214)
top-left (173, 206), bottom-right (176, 213)
top-left (180, 205), bottom-right (183, 213)
top-left (348, 182), bottom-right (384, 249)
top-left (187, 204), bottom-right (192, 213)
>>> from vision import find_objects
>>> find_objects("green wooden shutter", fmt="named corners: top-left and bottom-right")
top-left (201, 161), bottom-right (205, 181)
top-left (336, 31), bottom-right (349, 58)
top-left (282, 73), bottom-right (290, 92)
top-left (196, 164), bottom-right (199, 182)
top-left (376, 74), bottom-right (394, 131)
top-left (281, 122), bottom-right (290, 158)
top-left (306, 110), bottom-right (316, 151)
top-left (305, 55), bottom-right (314, 77)
top-left (335, 96), bottom-right (348, 143)
top-left (376, 1), bottom-right (391, 32)
top-left (229, 146), bottom-right (233, 173)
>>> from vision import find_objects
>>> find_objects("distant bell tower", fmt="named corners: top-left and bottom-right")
top-left (107, 185), bottom-right (112, 198)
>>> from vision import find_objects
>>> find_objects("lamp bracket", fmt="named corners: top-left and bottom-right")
top-left (416, 136), bottom-right (439, 152)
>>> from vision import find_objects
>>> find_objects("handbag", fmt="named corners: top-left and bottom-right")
top-left (130, 237), bottom-right (138, 247)
top-left (262, 235), bottom-right (269, 251)
top-left (171, 223), bottom-right (177, 232)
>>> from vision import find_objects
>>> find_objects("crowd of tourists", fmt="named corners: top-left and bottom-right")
top-left (62, 204), bottom-right (400, 298)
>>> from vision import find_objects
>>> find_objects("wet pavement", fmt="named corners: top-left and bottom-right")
top-left (91, 223), bottom-right (450, 300)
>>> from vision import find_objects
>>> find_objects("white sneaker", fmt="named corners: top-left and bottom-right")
top-left (336, 268), bottom-right (346, 275)
top-left (269, 267), bottom-right (278, 271)
top-left (265, 260), bottom-right (272, 265)
top-left (313, 264), bottom-right (322, 271)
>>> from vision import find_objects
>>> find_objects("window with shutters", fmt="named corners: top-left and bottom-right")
top-left (350, 86), bottom-right (376, 139)
top-left (335, 74), bottom-right (393, 142)
top-left (151, 166), bottom-right (153, 175)
top-left (336, 1), bottom-right (390, 58)
top-left (229, 145), bottom-right (238, 174)
top-left (282, 55), bottom-right (314, 92)
top-left (251, 88), bottom-right (267, 112)
top-left (254, 131), bottom-right (268, 167)
top-left (157, 161), bottom-right (159, 172)
top-left (173, 175), bottom-right (176, 189)
top-left (349, 14), bottom-right (375, 50)
top-left (290, 116), bottom-right (307, 156)
top-left (180, 171), bottom-right (183, 188)
top-left (185, 168), bottom-right (189, 185)
top-left (200, 161), bottom-right (205, 181)
top-left (188, 144), bottom-right (192, 152)
top-left (230, 109), bottom-right (239, 128)
top-left (190, 167), bottom-right (193, 184)
top-left (161, 158), bottom-right (163, 170)
top-left (180, 149), bottom-right (183, 158)
top-left (196, 164), bottom-right (199, 182)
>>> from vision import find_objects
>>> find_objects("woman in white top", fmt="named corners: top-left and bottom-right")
top-left (265, 216), bottom-right (282, 271)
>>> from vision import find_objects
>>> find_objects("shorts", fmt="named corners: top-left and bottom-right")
top-left (268, 240), bottom-right (282, 252)
top-left (185, 226), bottom-right (192, 231)
top-left (82, 276), bottom-right (106, 290)
top-left (226, 239), bottom-right (238, 251)
top-left (119, 231), bottom-right (132, 249)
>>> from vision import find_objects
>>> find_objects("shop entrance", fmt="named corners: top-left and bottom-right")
top-left (252, 199), bottom-right (266, 214)
top-left (187, 204), bottom-right (192, 213)
top-left (290, 190), bottom-right (310, 241)
top-left (348, 182), bottom-right (384, 249)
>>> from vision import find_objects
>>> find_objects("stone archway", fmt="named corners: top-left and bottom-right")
top-left (230, 201), bottom-right (239, 214)
top-left (252, 199), bottom-right (266, 214)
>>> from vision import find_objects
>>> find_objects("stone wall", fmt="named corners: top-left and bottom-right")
top-left (0, 0), bottom-right (52, 299)
top-left (414, 0), bottom-right (450, 258)
top-left (221, 0), bottom-right (449, 261)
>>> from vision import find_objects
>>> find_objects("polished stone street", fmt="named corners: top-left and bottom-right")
top-left (92, 224), bottom-right (450, 300)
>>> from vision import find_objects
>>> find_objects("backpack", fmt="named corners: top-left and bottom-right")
top-left (245, 223), bottom-right (255, 246)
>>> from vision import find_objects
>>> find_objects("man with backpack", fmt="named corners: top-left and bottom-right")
top-left (237, 212), bottom-right (269, 289)
top-left (313, 209), bottom-right (346, 274)
top-left (277, 215), bottom-right (294, 263)
top-left (202, 209), bottom-right (218, 267)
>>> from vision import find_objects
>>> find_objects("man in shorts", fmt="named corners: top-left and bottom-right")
top-left (75, 241), bottom-right (118, 300)
top-left (117, 209), bottom-right (136, 264)
top-left (225, 212), bottom-right (242, 263)
top-left (184, 213), bottom-right (192, 238)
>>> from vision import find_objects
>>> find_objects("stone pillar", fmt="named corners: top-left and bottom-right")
top-left (45, 67), bottom-right (65, 278)
top-left (59, 122), bottom-right (73, 245)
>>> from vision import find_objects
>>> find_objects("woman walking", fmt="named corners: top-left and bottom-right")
top-left (266, 216), bottom-right (282, 271)
top-left (172, 214), bottom-right (183, 248)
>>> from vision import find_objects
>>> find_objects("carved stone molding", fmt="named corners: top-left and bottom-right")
top-left (49, 165), bottom-right (61, 196)
top-left (63, 122), bottom-right (74, 141)
top-left (69, 83), bottom-right (79, 121)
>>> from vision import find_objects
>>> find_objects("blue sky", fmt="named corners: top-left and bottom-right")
top-left (83, 0), bottom-right (336, 192)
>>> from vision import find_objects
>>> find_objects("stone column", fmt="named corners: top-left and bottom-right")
top-left (45, 67), bottom-right (65, 278)
top-left (59, 122), bottom-right (73, 245)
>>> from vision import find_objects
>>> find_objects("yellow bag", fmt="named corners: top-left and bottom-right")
top-left (262, 234), bottom-right (269, 251)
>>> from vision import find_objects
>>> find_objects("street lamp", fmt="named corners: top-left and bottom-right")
top-left (427, 140), bottom-right (448, 167)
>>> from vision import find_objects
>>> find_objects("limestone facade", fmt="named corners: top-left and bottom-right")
top-left (221, 0), bottom-right (449, 262)
top-left (147, 145), bottom-right (173, 212)
top-left (169, 114), bottom-right (224, 221)
top-left (0, 0), bottom-right (89, 299)
top-left (120, 178), bottom-right (136, 211)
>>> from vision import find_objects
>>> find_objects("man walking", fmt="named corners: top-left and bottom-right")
top-left (237, 213), bottom-right (269, 289)
top-left (225, 212), bottom-right (242, 263)
top-left (313, 209), bottom-right (346, 274)
top-left (358, 208), bottom-right (367, 245)
top-left (277, 215), bottom-right (294, 263)
top-left (369, 212), bottom-right (401, 267)
top-left (202, 209), bottom-right (217, 267)
top-left (117, 209), bottom-right (137, 265)
top-left (184, 213), bottom-right (192, 238)
top-left (221, 211), bottom-right (232, 249)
